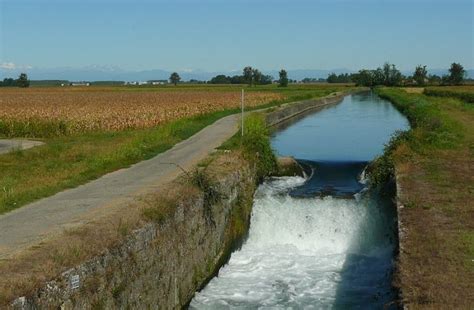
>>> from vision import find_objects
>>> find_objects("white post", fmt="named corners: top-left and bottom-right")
top-left (241, 89), bottom-right (244, 136)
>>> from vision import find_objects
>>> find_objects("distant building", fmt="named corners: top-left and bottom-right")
top-left (149, 80), bottom-right (167, 85)
top-left (70, 82), bottom-right (90, 86)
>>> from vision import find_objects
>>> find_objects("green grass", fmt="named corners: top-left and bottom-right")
top-left (0, 85), bottom-right (355, 214)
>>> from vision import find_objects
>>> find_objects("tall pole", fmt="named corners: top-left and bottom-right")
top-left (241, 88), bottom-right (244, 136)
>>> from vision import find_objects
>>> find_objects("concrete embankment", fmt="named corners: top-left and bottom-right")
top-left (8, 91), bottom-right (354, 309)
top-left (265, 91), bottom-right (353, 127)
top-left (11, 153), bottom-right (256, 309)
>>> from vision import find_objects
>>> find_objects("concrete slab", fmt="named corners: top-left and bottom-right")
top-left (0, 139), bottom-right (44, 155)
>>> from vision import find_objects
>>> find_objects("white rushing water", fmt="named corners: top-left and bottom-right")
top-left (190, 177), bottom-right (397, 309)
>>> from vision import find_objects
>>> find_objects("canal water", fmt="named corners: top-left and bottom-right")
top-left (190, 92), bottom-right (410, 308)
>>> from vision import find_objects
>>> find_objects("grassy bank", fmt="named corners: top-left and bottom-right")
top-left (374, 88), bottom-right (474, 307)
top-left (0, 85), bottom-right (354, 214)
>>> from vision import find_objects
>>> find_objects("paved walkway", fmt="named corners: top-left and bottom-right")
top-left (0, 115), bottom-right (239, 259)
top-left (0, 139), bottom-right (44, 155)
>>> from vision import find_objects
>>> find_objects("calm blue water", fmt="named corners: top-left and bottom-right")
top-left (191, 92), bottom-right (409, 309)
top-left (272, 92), bottom-right (410, 162)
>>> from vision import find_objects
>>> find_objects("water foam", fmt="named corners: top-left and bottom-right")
top-left (190, 177), bottom-right (397, 308)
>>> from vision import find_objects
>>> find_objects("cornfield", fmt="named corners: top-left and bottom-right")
top-left (0, 88), bottom-right (284, 137)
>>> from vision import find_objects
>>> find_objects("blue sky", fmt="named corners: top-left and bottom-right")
top-left (0, 0), bottom-right (473, 72)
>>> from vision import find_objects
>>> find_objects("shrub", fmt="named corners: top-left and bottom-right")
top-left (241, 113), bottom-right (278, 181)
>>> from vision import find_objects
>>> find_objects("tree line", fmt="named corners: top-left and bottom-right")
top-left (0, 73), bottom-right (30, 87)
top-left (169, 67), bottom-right (289, 87)
top-left (326, 62), bottom-right (467, 87)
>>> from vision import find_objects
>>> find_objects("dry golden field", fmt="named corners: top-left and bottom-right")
top-left (0, 87), bottom-right (283, 136)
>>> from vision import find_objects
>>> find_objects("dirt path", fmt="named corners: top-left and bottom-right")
top-left (0, 139), bottom-right (44, 155)
top-left (0, 114), bottom-right (239, 259)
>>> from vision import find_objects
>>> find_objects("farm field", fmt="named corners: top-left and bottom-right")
top-left (0, 84), bottom-right (356, 214)
top-left (0, 87), bottom-right (282, 137)
top-left (424, 85), bottom-right (474, 103)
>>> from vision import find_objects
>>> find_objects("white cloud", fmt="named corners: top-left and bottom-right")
top-left (0, 62), bottom-right (33, 70)
top-left (0, 62), bottom-right (16, 70)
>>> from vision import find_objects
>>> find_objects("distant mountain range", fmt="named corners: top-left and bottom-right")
top-left (1, 66), bottom-right (473, 82)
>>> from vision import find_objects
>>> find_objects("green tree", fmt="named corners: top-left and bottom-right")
top-left (352, 70), bottom-right (374, 87)
top-left (169, 72), bottom-right (181, 85)
top-left (243, 66), bottom-right (253, 86)
top-left (447, 62), bottom-right (465, 85)
top-left (17, 73), bottom-right (30, 88)
top-left (389, 64), bottom-right (403, 86)
top-left (373, 68), bottom-right (385, 85)
top-left (230, 75), bottom-right (244, 84)
top-left (428, 74), bottom-right (441, 85)
top-left (3, 78), bottom-right (16, 86)
top-left (278, 69), bottom-right (288, 87)
top-left (252, 69), bottom-right (262, 86)
top-left (382, 63), bottom-right (391, 85)
top-left (260, 75), bottom-right (273, 85)
top-left (209, 74), bottom-right (231, 84)
top-left (327, 73), bottom-right (337, 83)
top-left (413, 65), bottom-right (428, 86)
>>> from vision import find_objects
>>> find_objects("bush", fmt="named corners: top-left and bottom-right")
top-left (368, 130), bottom-right (410, 188)
top-left (241, 113), bottom-right (277, 181)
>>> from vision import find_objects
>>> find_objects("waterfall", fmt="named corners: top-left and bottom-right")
top-left (191, 176), bottom-right (397, 308)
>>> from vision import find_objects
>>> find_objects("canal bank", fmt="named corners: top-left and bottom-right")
top-left (375, 88), bottom-right (474, 308)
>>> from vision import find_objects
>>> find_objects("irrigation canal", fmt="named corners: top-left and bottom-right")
top-left (191, 92), bottom-right (410, 308)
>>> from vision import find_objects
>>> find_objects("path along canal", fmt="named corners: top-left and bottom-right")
top-left (191, 92), bottom-right (410, 308)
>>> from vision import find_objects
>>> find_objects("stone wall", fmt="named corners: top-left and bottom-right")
top-left (12, 155), bottom-right (256, 309)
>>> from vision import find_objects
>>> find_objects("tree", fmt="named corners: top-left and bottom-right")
top-left (352, 70), bottom-right (374, 87)
top-left (327, 73), bottom-right (352, 83)
top-left (389, 64), bottom-right (403, 86)
top-left (252, 69), bottom-right (262, 86)
top-left (17, 73), bottom-right (30, 88)
top-left (382, 63), bottom-right (391, 85)
top-left (1, 77), bottom-right (16, 87)
top-left (279, 69), bottom-right (288, 87)
top-left (327, 73), bottom-right (338, 83)
top-left (448, 62), bottom-right (465, 85)
top-left (372, 67), bottom-right (385, 86)
top-left (230, 75), bottom-right (244, 84)
top-left (209, 74), bottom-right (231, 84)
top-left (413, 65), bottom-right (428, 86)
top-left (260, 75), bottom-right (273, 85)
top-left (428, 74), bottom-right (441, 85)
top-left (169, 72), bottom-right (181, 85)
top-left (243, 66), bottom-right (253, 86)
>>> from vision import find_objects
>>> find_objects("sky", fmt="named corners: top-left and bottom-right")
top-left (0, 0), bottom-right (473, 73)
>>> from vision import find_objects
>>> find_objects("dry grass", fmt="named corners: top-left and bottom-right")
top-left (424, 85), bottom-right (474, 103)
top-left (427, 85), bottom-right (474, 93)
top-left (0, 87), bottom-right (283, 135)
top-left (403, 87), bottom-right (425, 94)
